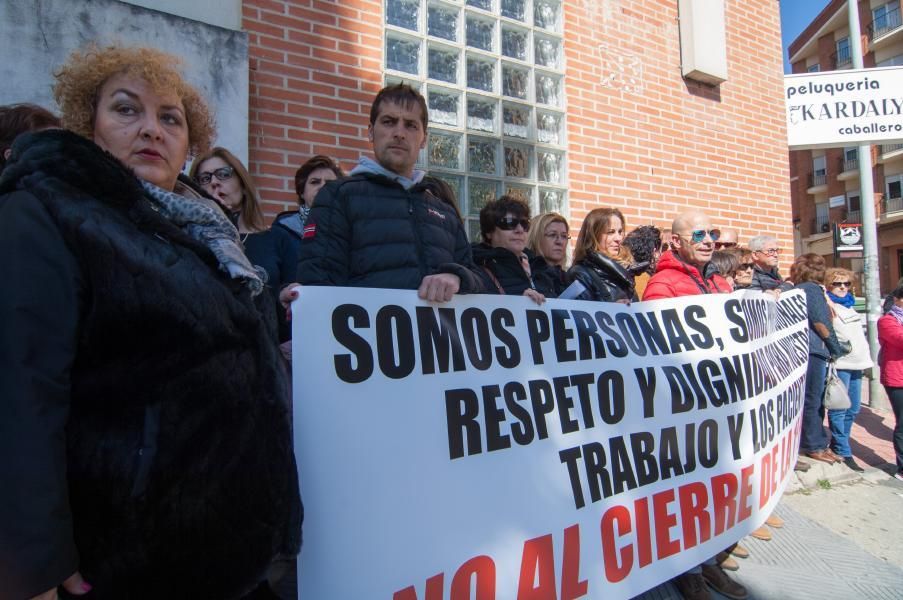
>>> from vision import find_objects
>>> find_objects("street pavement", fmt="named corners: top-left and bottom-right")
top-left (637, 405), bottom-right (903, 600)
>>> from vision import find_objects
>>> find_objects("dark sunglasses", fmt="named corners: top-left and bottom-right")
top-left (714, 241), bottom-right (737, 249)
top-left (831, 281), bottom-right (852, 288)
top-left (496, 216), bottom-right (530, 231)
top-left (738, 262), bottom-right (754, 270)
top-left (682, 229), bottom-right (721, 243)
top-left (195, 166), bottom-right (235, 186)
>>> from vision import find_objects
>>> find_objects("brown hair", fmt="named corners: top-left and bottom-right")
top-left (53, 45), bottom-right (214, 156)
top-left (573, 207), bottom-right (632, 265)
top-left (725, 246), bottom-right (753, 265)
top-left (369, 83), bottom-right (428, 130)
top-left (294, 154), bottom-right (344, 205)
top-left (189, 147), bottom-right (265, 232)
top-left (710, 250), bottom-right (740, 280)
top-left (789, 253), bottom-right (826, 284)
top-left (0, 103), bottom-right (60, 167)
top-left (527, 212), bottom-right (569, 263)
top-left (479, 194), bottom-right (531, 242)
top-left (825, 267), bottom-right (856, 293)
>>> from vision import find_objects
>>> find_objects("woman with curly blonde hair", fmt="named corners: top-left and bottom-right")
top-left (0, 45), bottom-right (299, 600)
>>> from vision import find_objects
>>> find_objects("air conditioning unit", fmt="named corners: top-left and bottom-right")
top-left (821, 223), bottom-right (831, 233)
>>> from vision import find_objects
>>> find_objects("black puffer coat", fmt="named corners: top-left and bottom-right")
top-left (472, 244), bottom-right (558, 297)
top-left (296, 173), bottom-right (482, 291)
top-left (567, 252), bottom-right (638, 302)
top-left (0, 130), bottom-right (300, 600)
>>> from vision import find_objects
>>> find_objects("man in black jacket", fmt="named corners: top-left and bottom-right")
top-left (285, 84), bottom-right (481, 303)
top-left (747, 234), bottom-right (792, 291)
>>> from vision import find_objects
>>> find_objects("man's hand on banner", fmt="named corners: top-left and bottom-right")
top-left (523, 288), bottom-right (546, 305)
top-left (418, 273), bottom-right (460, 302)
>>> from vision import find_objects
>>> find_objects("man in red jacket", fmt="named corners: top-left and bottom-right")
top-left (643, 209), bottom-right (731, 300)
top-left (641, 209), bottom-right (746, 600)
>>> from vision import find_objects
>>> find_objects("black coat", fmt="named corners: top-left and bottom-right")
top-left (471, 244), bottom-right (558, 297)
top-left (567, 252), bottom-right (638, 302)
top-left (0, 130), bottom-right (300, 600)
top-left (296, 173), bottom-right (483, 291)
top-left (244, 226), bottom-right (299, 341)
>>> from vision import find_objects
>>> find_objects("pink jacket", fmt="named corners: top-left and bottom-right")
top-left (878, 313), bottom-right (903, 387)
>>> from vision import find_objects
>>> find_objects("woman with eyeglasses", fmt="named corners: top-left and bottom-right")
top-left (824, 268), bottom-right (873, 472)
top-left (191, 148), bottom-right (298, 340)
top-left (790, 254), bottom-right (852, 466)
top-left (0, 45), bottom-right (299, 599)
top-left (527, 212), bottom-right (571, 296)
top-left (472, 195), bottom-right (552, 304)
top-left (567, 208), bottom-right (639, 303)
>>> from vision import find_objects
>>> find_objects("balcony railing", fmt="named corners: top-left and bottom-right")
top-left (882, 143), bottom-right (903, 155)
top-left (809, 172), bottom-right (827, 187)
top-left (846, 209), bottom-right (861, 222)
top-left (841, 157), bottom-right (859, 172)
top-left (812, 204), bottom-right (830, 234)
top-left (831, 46), bottom-right (852, 69)
top-left (886, 195), bottom-right (903, 215)
top-left (868, 6), bottom-right (902, 40)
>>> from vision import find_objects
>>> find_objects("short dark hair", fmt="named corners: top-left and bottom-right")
top-left (623, 225), bottom-right (662, 271)
top-left (479, 195), bottom-right (530, 241)
top-left (892, 284), bottom-right (903, 300)
top-left (369, 83), bottom-right (428, 130)
top-left (789, 252), bottom-right (825, 284)
top-left (0, 103), bottom-right (60, 168)
top-left (294, 155), bottom-right (344, 205)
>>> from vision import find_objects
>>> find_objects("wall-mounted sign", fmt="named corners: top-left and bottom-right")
top-left (785, 67), bottom-right (903, 149)
top-left (834, 222), bottom-right (864, 258)
top-left (829, 194), bottom-right (846, 208)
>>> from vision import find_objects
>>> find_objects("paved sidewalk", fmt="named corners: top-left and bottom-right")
top-left (849, 405), bottom-right (897, 470)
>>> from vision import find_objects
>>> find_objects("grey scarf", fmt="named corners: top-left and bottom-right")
top-left (140, 180), bottom-right (265, 295)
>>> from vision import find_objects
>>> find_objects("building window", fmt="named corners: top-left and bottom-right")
top-left (843, 147), bottom-right (858, 172)
top-left (872, 2), bottom-right (902, 38)
top-left (384, 0), bottom-right (567, 238)
top-left (834, 37), bottom-right (851, 69)
top-left (887, 175), bottom-right (903, 214)
top-left (807, 63), bottom-right (820, 72)
top-left (878, 53), bottom-right (903, 67)
top-left (811, 155), bottom-right (827, 187)
top-left (815, 201), bottom-right (830, 233)
top-left (846, 192), bottom-right (861, 222)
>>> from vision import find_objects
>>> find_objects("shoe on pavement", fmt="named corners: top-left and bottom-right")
top-left (701, 563), bottom-right (749, 600)
top-left (750, 526), bottom-right (772, 541)
top-left (673, 572), bottom-right (711, 600)
top-left (730, 543), bottom-right (750, 558)
top-left (765, 514), bottom-right (784, 528)
top-left (793, 460), bottom-right (811, 472)
top-left (894, 472), bottom-right (903, 482)
top-left (825, 448), bottom-right (845, 463)
top-left (803, 449), bottom-right (836, 464)
top-left (843, 457), bottom-right (865, 472)
top-left (716, 552), bottom-right (739, 571)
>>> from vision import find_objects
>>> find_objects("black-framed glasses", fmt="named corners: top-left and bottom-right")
top-left (680, 229), bottom-right (721, 243)
top-left (714, 241), bottom-right (737, 249)
top-left (195, 166), bottom-right (235, 186)
top-left (543, 232), bottom-right (571, 241)
top-left (496, 216), bottom-right (530, 231)
top-left (831, 281), bottom-right (851, 288)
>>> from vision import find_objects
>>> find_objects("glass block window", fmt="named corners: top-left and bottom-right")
top-left (384, 0), bottom-right (567, 237)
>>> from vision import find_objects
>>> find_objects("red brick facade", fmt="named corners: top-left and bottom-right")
top-left (243, 0), bottom-right (791, 251)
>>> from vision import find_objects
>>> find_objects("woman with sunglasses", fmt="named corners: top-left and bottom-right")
top-left (567, 208), bottom-right (638, 303)
top-left (190, 148), bottom-right (298, 340)
top-left (472, 195), bottom-right (553, 304)
top-left (526, 212), bottom-right (571, 297)
top-left (825, 268), bottom-right (872, 472)
top-left (790, 254), bottom-right (851, 465)
top-left (726, 247), bottom-right (755, 289)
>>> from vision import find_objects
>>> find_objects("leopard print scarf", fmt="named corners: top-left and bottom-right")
top-left (141, 180), bottom-right (265, 295)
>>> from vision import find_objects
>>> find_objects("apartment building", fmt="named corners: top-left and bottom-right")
top-left (4, 0), bottom-right (792, 246)
top-left (788, 0), bottom-right (903, 292)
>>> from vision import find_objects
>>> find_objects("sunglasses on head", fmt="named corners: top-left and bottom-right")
top-left (496, 216), bottom-right (530, 231)
top-left (682, 229), bottom-right (721, 243)
top-left (195, 166), bottom-right (235, 186)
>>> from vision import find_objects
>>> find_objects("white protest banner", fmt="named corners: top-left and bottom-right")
top-left (785, 66), bottom-right (903, 149)
top-left (292, 288), bottom-right (809, 599)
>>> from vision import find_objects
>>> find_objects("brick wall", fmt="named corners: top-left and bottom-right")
top-left (243, 0), bottom-right (791, 252)
top-left (243, 0), bottom-right (384, 218)
top-left (562, 0), bottom-right (791, 249)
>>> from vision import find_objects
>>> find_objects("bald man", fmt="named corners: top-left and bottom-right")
top-left (714, 227), bottom-right (739, 250)
top-left (642, 210), bottom-right (732, 300)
